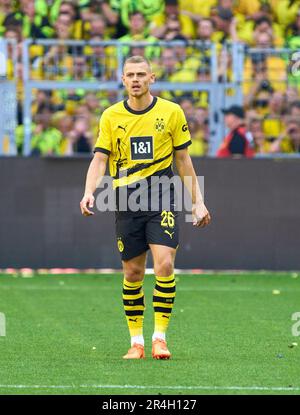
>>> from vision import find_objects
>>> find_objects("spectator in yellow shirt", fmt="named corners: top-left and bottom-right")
top-left (187, 116), bottom-right (208, 156)
top-left (37, 13), bottom-right (76, 80)
top-left (56, 55), bottom-right (97, 114)
top-left (237, 2), bottom-right (282, 45)
top-left (252, 16), bottom-right (284, 47)
top-left (110, 0), bottom-right (164, 29)
top-left (179, 0), bottom-right (216, 19)
top-left (55, 1), bottom-right (83, 39)
top-left (164, 33), bottom-right (200, 73)
top-left (75, 0), bottom-right (120, 38)
top-left (118, 12), bottom-right (159, 59)
top-left (275, 0), bottom-right (300, 28)
top-left (31, 105), bottom-right (63, 156)
top-left (235, 0), bottom-right (260, 18)
top-left (269, 118), bottom-right (300, 153)
top-left (236, 0), bottom-right (280, 21)
top-left (262, 92), bottom-right (286, 141)
top-left (196, 18), bottom-right (215, 42)
top-left (53, 112), bottom-right (74, 155)
top-left (156, 48), bottom-right (196, 101)
top-left (243, 32), bottom-right (287, 97)
top-left (151, 0), bottom-right (195, 39)
top-left (210, 5), bottom-right (239, 43)
top-left (178, 97), bottom-right (196, 119)
top-left (3, 26), bottom-right (22, 79)
top-left (4, 0), bottom-right (54, 38)
top-left (244, 58), bottom-right (274, 113)
top-left (152, 10), bottom-right (181, 40)
top-left (247, 117), bottom-right (271, 154)
top-left (156, 47), bottom-right (181, 81)
top-left (31, 90), bottom-right (52, 117)
top-left (286, 9), bottom-right (300, 49)
top-left (0, 0), bottom-right (15, 35)
top-left (85, 13), bottom-right (108, 39)
top-left (83, 33), bottom-right (117, 81)
top-left (178, 0), bottom-right (216, 38)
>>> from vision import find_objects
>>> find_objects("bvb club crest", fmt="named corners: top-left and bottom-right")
top-left (117, 238), bottom-right (124, 252)
top-left (155, 118), bottom-right (165, 132)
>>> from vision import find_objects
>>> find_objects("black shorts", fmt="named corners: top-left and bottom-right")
top-left (115, 210), bottom-right (179, 261)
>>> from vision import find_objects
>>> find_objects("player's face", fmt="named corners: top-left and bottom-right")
top-left (122, 62), bottom-right (155, 98)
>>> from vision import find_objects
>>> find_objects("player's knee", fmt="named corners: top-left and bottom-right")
top-left (124, 264), bottom-right (144, 282)
top-left (155, 257), bottom-right (174, 277)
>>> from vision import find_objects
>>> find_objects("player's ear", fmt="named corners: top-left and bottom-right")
top-left (121, 74), bottom-right (125, 86)
top-left (150, 72), bottom-right (155, 84)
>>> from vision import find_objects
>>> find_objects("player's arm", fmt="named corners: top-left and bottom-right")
top-left (80, 152), bottom-right (108, 217)
top-left (174, 148), bottom-right (211, 227)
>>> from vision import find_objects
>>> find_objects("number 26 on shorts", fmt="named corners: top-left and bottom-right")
top-left (161, 211), bottom-right (175, 228)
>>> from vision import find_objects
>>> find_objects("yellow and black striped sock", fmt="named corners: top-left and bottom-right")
top-left (153, 274), bottom-right (176, 335)
top-left (122, 279), bottom-right (145, 338)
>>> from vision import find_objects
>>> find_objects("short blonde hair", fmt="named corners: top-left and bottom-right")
top-left (123, 55), bottom-right (152, 72)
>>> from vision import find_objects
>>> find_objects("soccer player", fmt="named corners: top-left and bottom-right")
top-left (80, 55), bottom-right (211, 360)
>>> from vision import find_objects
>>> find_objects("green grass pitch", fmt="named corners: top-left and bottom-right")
top-left (0, 272), bottom-right (299, 395)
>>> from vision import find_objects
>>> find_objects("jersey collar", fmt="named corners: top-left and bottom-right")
top-left (123, 96), bottom-right (157, 115)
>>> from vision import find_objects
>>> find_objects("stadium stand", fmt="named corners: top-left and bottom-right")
top-left (0, 0), bottom-right (300, 156)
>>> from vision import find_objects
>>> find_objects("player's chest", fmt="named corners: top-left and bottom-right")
top-left (111, 115), bottom-right (171, 159)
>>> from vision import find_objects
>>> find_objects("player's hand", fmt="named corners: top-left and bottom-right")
top-left (80, 194), bottom-right (95, 216)
top-left (192, 202), bottom-right (211, 228)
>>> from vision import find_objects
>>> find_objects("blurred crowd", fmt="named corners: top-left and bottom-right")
top-left (1, 0), bottom-right (300, 156)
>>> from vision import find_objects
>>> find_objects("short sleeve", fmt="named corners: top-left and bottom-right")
top-left (171, 106), bottom-right (192, 150)
top-left (94, 112), bottom-right (112, 155)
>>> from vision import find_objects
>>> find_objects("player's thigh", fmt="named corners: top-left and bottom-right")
top-left (115, 213), bottom-right (149, 262)
top-left (146, 211), bottom-right (178, 276)
top-left (145, 210), bottom-right (179, 250)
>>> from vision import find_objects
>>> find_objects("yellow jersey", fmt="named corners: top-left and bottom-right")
top-left (94, 97), bottom-right (191, 190)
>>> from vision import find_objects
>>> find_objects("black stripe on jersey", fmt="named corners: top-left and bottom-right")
top-left (154, 284), bottom-right (176, 294)
top-left (125, 310), bottom-right (144, 316)
top-left (173, 140), bottom-right (192, 151)
top-left (123, 297), bottom-right (145, 306)
top-left (124, 96), bottom-right (157, 115)
top-left (153, 296), bottom-right (175, 304)
top-left (153, 307), bottom-right (172, 314)
top-left (113, 153), bottom-right (172, 179)
top-left (94, 147), bottom-right (111, 155)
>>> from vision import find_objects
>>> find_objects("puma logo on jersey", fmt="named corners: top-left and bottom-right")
top-left (164, 230), bottom-right (174, 239)
top-left (129, 318), bottom-right (138, 322)
top-left (162, 315), bottom-right (170, 319)
top-left (118, 125), bottom-right (127, 132)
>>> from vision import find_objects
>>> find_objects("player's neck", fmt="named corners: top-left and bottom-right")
top-left (127, 94), bottom-right (154, 112)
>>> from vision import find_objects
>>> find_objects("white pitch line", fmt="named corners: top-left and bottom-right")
top-left (0, 384), bottom-right (299, 392)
